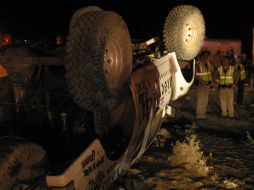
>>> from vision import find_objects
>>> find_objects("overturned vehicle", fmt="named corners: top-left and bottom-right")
top-left (0, 5), bottom-right (205, 190)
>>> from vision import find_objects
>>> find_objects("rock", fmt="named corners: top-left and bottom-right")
top-left (210, 174), bottom-right (220, 183)
top-left (128, 168), bottom-right (142, 175)
top-left (223, 179), bottom-right (238, 189)
top-left (193, 181), bottom-right (203, 188)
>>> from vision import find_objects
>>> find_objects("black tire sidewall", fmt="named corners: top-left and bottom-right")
top-left (66, 11), bottom-right (132, 110)
top-left (0, 137), bottom-right (47, 190)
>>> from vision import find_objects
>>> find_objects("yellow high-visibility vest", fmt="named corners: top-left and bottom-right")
top-left (196, 61), bottom-right (212, 82)
top-left (218, 65), bottom-right (234, 85)
top-left (235, 63), bottom-right (246, 80)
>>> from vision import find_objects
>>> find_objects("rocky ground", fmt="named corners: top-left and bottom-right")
top-left (110, 87), bottom-right (254, 190)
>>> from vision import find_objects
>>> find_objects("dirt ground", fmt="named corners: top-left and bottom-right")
top-left (111, 87), bottom-right (254, 190)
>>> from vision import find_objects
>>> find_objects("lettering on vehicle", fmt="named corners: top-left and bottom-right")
top-left (159, 69), bottom-right (170, 80)
top-left (160, 77), bottom-right (171, 96)
top-left (81, 150), bottom-right (95, 169)
top-left (86, 171), bottom-right (105, 190)
top-left (135, 79), bottom-right (160, 125)
top-left (83, 156), bottom-right (105, 176)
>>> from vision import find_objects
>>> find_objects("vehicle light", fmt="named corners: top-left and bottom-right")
top-left (51, 181), bottom-right (75, 190)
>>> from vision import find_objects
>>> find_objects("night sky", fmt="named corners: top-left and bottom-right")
top-left (0, 0), bottom-right (253, 57)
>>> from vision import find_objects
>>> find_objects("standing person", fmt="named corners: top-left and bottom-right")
top-left (241, 53), bottom-right (252, 84)
top-left (228, 48), bottom-right (237, 65)
top-left (235, 57), bottom-right (246, 105)
top-left (215, 56), bottom-right (238, 119)
top-left (195, 51), bottom-right (213, 120)
top-left (213, 49), bottom-right (223, 69)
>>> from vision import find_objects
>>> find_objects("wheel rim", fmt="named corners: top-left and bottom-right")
top-left (104, 38), bottom-right (123, 89)
top-left (182, 18), bottom-right (197, 46)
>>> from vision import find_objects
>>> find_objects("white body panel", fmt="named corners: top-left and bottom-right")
top-left (46, 52), bottom-right (195, 190)
top-left (168, 52), bottom-right (195, 100)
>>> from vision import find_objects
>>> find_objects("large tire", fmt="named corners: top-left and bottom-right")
top-left (69, 6), bottom-right (102, 32)
top-left (0, 137), bottom-right (47, 190)
top-left (66, 10), bottom-right (132, 110)
top-left (163, 5), bottom-right (205, 60)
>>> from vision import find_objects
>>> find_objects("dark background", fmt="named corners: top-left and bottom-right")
top-left (0, 0), bottom-right (253, 57)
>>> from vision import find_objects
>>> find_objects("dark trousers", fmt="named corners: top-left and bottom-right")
top-left (237, 80), bottom-right (244, 104)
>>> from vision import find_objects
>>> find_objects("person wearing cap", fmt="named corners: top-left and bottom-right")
top-left (195, 51), bottom-right (213, 120)
top-left (215, 56), bottom-right (238, 119)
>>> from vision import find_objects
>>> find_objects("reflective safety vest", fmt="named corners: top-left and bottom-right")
top-left (235, 63), bottom-right (246, 80)
top-left (0, 64), bottom-right (8, 78)
top-left (196, 61), bottom-right (212, 82)
top-left (218, 65), bottom-right (234, 85)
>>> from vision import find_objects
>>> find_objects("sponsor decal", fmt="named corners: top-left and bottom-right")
top-left (81, 150), bottom-right (95, 169)
top-left (83, 156), bottom-right (104, 176)
top-left (160, 77), bottom-right (171, 96)
top-left (159, 69), bottom-right (170, 80)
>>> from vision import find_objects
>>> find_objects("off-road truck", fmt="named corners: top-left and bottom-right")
top-left (0, 4), bottom-right (205, 190)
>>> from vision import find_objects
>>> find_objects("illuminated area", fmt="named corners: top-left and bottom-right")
top-left (0, 1), bottom-right (254, 190)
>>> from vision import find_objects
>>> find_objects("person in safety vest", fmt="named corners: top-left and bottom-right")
top-left (215, 56), bottom-right (238, 119)
top-left (235, 57), bottom-right (246, 105)
top-left (195, 51), bottom-right (213, 120)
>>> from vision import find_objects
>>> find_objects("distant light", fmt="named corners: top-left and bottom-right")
top-left (2, 34), bottom-right (12, 46)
